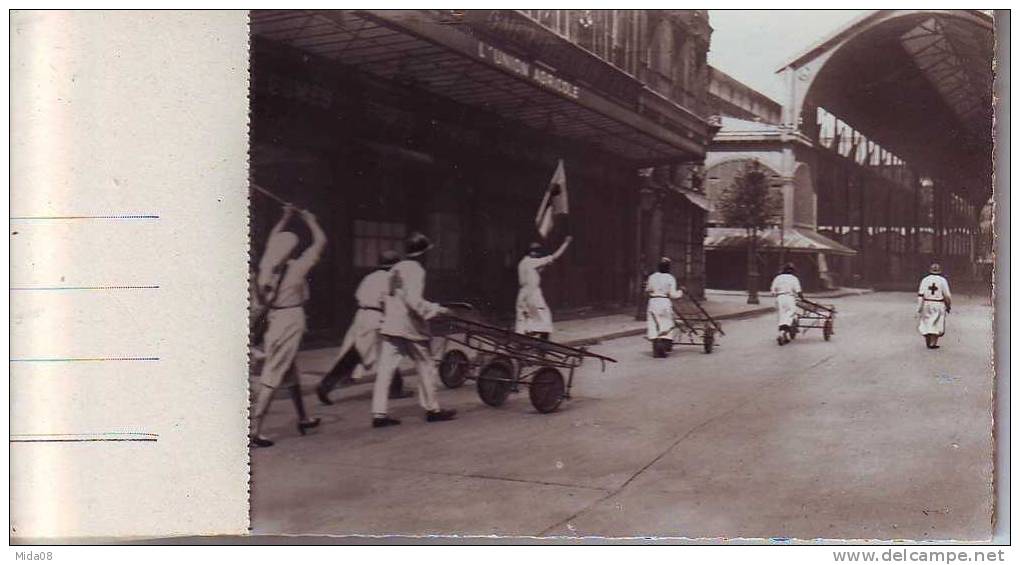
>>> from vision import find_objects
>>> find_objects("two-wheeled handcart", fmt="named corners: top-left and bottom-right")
top-left (790, 298), bottom-right (836, 341)
top-left (431, 315), bottom-right (616, 414)
top-left (651, 292), bottom-right (725, 357)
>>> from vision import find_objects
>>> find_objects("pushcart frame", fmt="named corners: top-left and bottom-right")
top-left (652, 292), bottom-right (725, 356)
top-left (791, 297), bottom-right (836, 341)
top-left (432, 315), bottom-right (616, 413)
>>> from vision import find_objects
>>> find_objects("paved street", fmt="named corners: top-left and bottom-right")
top-left (251, 292), bottom-right (994, 541)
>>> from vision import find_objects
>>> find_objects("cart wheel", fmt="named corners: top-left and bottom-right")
top-left (823, 320), bottom-right (833, 341)
top-left (703, 329), bottom-right (715, 354)
top-left (477, 360), bottom-right (513, 407)
top-left (529, 367), bottom-right (565, 414)
top-left (439, 350), bottom-right (470, 389)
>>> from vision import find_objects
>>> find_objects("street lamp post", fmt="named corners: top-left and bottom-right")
top-left (747, 227), bottom-right (759, 304)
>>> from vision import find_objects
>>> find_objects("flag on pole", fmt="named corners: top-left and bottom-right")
top-left (535, 159), bottom-right (569, 239)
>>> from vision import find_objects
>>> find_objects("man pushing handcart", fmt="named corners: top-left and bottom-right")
top-left (645, 257), bottom-right (723, 357)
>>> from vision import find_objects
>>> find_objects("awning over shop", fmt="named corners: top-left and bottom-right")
top-left (705, 227), bottom-right (858, 256)
top-left (250, 9), bottom-right (715, 165)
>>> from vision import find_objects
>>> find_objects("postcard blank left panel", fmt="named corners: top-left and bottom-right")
top-left (10, 11), bottom-right (251, 538)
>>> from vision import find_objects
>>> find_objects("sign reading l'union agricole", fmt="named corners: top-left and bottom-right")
top-left (476, 40), bottom-right (580, 100)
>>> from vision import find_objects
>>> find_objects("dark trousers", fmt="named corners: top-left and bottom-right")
top-left (318, 349), bottom-right (404, 396)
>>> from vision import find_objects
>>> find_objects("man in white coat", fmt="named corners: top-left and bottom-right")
top-left (315, 249), bottom-right (410, 405)
top-left (770, 262), bottom-right (803, 346)
top-left (646, 257), bottom-right (684, 357)
top-left (515, 236), bottom-right (573, 340)
top-left (917, 263), bottom-right (952, 349)
top-left (370, 232), bottom-right (457, 428)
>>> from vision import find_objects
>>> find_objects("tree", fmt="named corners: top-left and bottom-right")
top-left (716, 160), bottom-right (782, 304)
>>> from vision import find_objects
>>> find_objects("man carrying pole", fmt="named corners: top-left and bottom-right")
top-left (250, 203), bottom-right (326, 447)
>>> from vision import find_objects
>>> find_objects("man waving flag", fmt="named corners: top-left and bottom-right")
top-left (535, 159), bottom-right (569, 239)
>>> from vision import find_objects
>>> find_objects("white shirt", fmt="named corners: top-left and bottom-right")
top-left (355, 269), bottom-right (390, 309)
top-left (645, 272), bottom-right (683, 299)
top-left (918, 274), bottom-right (951, 301)
top-left (260, 245), bottom-right (321, 308)
top-left (770, 273), bottom-right (802, 297)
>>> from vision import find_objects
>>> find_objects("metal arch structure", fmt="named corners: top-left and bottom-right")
top-left (773, 10), bottom-right (993, 286)
top-left (777, 10), bottom-right (993, 206)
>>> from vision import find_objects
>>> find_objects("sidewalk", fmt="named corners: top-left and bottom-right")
top-left (259, 287), bottom-right (871, 399)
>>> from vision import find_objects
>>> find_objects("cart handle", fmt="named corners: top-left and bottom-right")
top-left (679, 288), bottom-right (726, 336)
top-left (442, 315), bottom-right (618, 364)
top-left (797, 297), bottom-right (836, 313)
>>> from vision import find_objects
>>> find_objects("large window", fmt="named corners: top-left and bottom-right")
top-left (353, 220), bottom-right (406, 268)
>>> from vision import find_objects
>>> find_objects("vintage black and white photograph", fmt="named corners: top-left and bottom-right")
top-left (246, 9), bottom-right (997, 541)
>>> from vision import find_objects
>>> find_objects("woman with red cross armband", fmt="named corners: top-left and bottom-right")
top-left (917, 263), bottom-right (952, 349)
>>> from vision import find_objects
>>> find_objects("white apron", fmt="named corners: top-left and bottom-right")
top-left (917, 274), bottom-right (951, 336)
top-left (515, 255), bottom-right (555, 334)
top-left (776, 294), bottom-right (798, 328)
top-left (645, 272), bottom-right (682, 340)
top-left (918, 301), bottom-right (947, 336)
top-left (646, 297), bottom-right (678, 340)
top-left (770, 273), bottom-right (802, 328)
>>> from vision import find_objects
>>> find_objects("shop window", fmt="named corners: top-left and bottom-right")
top-left (353, 220), bottom-right (406, 268)
top-left (426, 213), bottom-right (461, 271)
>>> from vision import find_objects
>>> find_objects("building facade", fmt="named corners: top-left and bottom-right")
top-left (707, 66), bottom-right (782, 125)
top-left (703, 117), bottom-right (857, 291)
top-left (250, 10), bottom-right (717, 337)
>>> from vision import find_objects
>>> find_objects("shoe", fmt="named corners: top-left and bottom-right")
top-left (426, 408), bottom-right (457, 422)
top-left (250, 435), bottom-right (274, 448)
top-left (297, 417), bottom-right (321, 436)
top-left (931, 345), bottom-right (940, 349)
top-left (316, 385), bottom-right (334, 406)
top-left (388, 389), bottom-right (415, 400)
top-left (372, 416), bottom-right (402, 428)
top-left (777, 336), bottom-right (785, 346)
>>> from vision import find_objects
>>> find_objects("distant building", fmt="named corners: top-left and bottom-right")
top-left (703, 117), bottom-right (856, 291)
top-left (703, 10), bottom-right (992, 292)
top-left (707, 66), bottom-right (782, 125)
top-left (702, 69), bottom-right (851, 292)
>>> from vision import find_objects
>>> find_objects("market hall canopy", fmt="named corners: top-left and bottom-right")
top-left (705, 227), bottom-right (858, 257)
top-left (250, 9), bottom-right (717, 166)
top-left (777, 10), bottom-right (994, 206)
